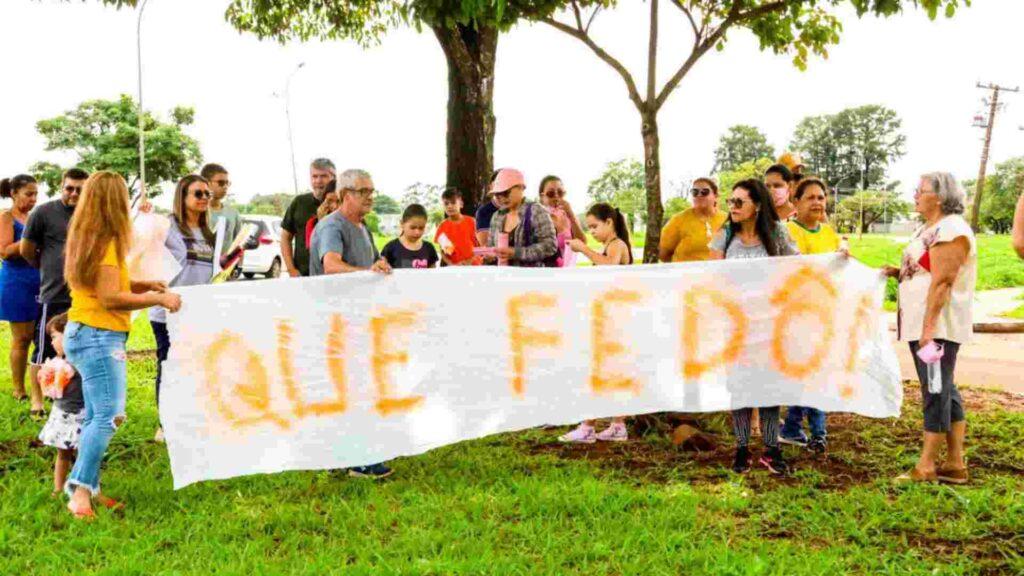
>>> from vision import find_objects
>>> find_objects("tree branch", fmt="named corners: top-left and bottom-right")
top-left (541, 17), bottom-right (645, 112)
top-left (647, 0), bottom-right (659, 104)
top-left (584, 5), bottom-right (601, 35)
top-left (570, 0), bottom-right (584, 31)
top-left (670, 0), bottom-right (701, 44)
top-left (654, 0), bottom-right (789, 111)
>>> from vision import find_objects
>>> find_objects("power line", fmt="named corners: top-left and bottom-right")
top-left (970, 82), bottom-right (1019, 231)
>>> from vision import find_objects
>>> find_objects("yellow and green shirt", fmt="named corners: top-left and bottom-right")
top-left (786, 220), bottom-right (840, 255)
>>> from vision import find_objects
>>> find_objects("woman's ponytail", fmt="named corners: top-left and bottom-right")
top-left (587, 202), bottom-right (634, 264)
top-left (0, 174), bottom-right (36, 200)
top-left (612, 208), bottom-right (634, 264)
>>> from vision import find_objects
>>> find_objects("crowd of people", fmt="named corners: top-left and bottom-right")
top-left (0, 147), bottom-right (1004, 518)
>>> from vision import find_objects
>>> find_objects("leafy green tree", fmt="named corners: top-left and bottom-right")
top-left (791, 105), bottom-right (906, 191)
top-left (373, 194), bottom-right (403, 214)
top-left (587, 159), bottom-right (646, 232)
top-left (536, 1), bottom-right (959, 262)
top-left (663, 195), bottom-right (692, 221)
top-left (224, 0), bottom-right (592, 216)
top-left (714, 158), bottom-right (774, 210)
top-left (30, 94), bottom-right (201, 197)
top-left (789, 114), bottom-right (844, 187)
top-left (713, 125), bottom-right (774, 173)
top-left (975, 157), bottom-right (1024, 234)
top-left (834, 190), bottom-right (912, 234)
top-left (235, 193), bottom-right (296, 216)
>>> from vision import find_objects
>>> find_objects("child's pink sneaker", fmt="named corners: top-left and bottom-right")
top-left (596, 423), bottom-right (628, 442)
top-left (559, 423), bottom-right (596, 444)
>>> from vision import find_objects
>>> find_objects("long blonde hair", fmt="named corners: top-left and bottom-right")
top-left (64, 171), bottom-right (132, 290)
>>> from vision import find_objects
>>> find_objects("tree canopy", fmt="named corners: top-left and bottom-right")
top-left (790, 105), bottom-right (906, 191)
top-left (713, 125), bottom-right (774, 173)
top-left (31, 94), bottom-right (201, 197)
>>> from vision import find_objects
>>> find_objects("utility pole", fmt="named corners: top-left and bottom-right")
top-left (970, 82), bottom-right (1019, 231)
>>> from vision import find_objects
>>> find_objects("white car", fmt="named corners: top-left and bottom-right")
top-left (240, 215), bottom-right (283, 279)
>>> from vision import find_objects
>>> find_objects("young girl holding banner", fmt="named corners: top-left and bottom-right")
top-left (559, 203), bottom-right (634, 443)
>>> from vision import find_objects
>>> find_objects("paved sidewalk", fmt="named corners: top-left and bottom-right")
top-left (887, 287), bottom-right (1024, 395)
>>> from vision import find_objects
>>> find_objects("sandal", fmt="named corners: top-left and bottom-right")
top-left (30, 409), bottom-right (47, 421)
top-left (94, 495), bottom-right (125, 511)
top-left (894, 467), bottom-right (937, 484)
top-left (12, 392), bottom-right (28, 402)
top-left (936, 465), bottom-right (969, 485)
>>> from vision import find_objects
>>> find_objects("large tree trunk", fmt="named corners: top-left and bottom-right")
top-left (432, 24), bottom-right (498, 216)
top-left (641, 109), bottom-right (664, 263)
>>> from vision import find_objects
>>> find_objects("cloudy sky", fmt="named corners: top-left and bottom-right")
top-left (1, 0), bottom-right (1022, 211)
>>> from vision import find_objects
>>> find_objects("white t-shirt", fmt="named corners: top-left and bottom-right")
top-left (898, 214), bottom-right (977, 343)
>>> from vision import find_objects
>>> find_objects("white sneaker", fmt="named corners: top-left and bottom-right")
top-left (153, 427), bottom-right (165, 444)
top-left (596, 423), bottom-right (628, 442)
top-left (559, 424), bottom-right (596, 444)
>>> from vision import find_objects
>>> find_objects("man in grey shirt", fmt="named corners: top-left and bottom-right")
top-left (309, 169), bottom-right (391, 276)
top-left (21, 168), bottom-right (88, 414)
top-left (308, 169), bottom-right (393, 480)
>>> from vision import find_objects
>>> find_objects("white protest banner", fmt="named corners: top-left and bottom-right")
top-left (162, 255), bottom-right (901, 488)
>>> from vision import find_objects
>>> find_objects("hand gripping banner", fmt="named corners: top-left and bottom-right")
top-left (162, 255), bottom-right (901, 488)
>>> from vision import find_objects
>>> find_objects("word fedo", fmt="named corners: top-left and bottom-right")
top-left (200, 265), bottom-right (876, 430)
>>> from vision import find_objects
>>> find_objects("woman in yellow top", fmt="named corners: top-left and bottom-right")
top-left (658, 177), bottom-right (728, 263)
top-left (780, 177), bottom-right (845, 454)
top-left (62, 172), bottom-right (182, 519)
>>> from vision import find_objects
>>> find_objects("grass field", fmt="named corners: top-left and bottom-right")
top-left (1, 320), bottom-right (1023, 574)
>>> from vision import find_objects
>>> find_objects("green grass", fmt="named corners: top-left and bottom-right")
top-left (848, 234), bottom-right (1024, 307)
top-left (1, 322), bottom-right (1023, 574)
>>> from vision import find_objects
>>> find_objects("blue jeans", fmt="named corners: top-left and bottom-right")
top-left (781, 406), bottom-right (827, 441)
top-left (63, 322), bottom-right (128, 497)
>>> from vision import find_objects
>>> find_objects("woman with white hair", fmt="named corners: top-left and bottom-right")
top-left (882, 172), bottom-right (976, 484)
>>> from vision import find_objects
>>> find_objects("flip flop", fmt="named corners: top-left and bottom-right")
top-left (67, 502), bottom-right (96, 520)
top-left (12, 393), bottom-right (28, 402)
top-left (94, 495), bottom-right (125, 511)
top-left (30, 409), bottom-right (47, 421)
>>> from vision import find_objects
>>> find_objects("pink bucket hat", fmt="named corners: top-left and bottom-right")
top-left (490, 168), bottom-right (526, 194)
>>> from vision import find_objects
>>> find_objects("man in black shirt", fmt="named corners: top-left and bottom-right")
top-left (21, 167), bottom-right (88, 411)
top-left (281, 158), bottom-right (335, 277)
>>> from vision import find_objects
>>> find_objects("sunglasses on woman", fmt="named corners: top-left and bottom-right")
top-left (544, 189), bottom-right (565, 198)
top-left (192, 190), bottom-right (212, 200)
top-left (691, 188), bottom-right (713, 197)
top-left (727, 197), bottom-right (748, 209)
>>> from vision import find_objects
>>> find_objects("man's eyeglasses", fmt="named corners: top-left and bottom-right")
top-left (492, 190), bottom-right (511, 200)
top-left (213, 179), bottom-right (231, 187)
top-left (727, 197), bottom-right (748, 209)
top-left (64, 185), bottom-right (82, 194)
top-left (691, 188), bottom-right (713, 198)
top-left (345, 188), bottom-right (376, 198)
top-left (192, 190), bottom-right (212, 200)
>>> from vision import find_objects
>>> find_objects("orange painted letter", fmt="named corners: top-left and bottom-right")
top-left (770, 266), bottom-right (838, 380)
top-left (507, 293), bottom-right (562, 396)
top-left (591, 289), bottom-right (644, 394)
top-left (681, 287), bottom-right (748, 379)
top-left (277, 317), bottom-right (349, 418)
top-left (371, 308), bottom-right (425, 416)
top-left (203, 330), bottom-right (289, 429)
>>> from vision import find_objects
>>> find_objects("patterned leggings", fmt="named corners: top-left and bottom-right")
top-left (732, 407), bottom-right (780, 448)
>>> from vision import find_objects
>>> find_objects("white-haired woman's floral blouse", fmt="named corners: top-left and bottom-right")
top-left (898, 214), bottom-right (977, 344)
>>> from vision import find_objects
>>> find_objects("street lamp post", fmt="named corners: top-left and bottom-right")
top-left (136, 0), bottom-right (150, 202)
top-left (276, 62), bottom-right (305, 195)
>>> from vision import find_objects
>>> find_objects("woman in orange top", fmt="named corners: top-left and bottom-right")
top-left (62, 172), bottom-right (181, 519)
